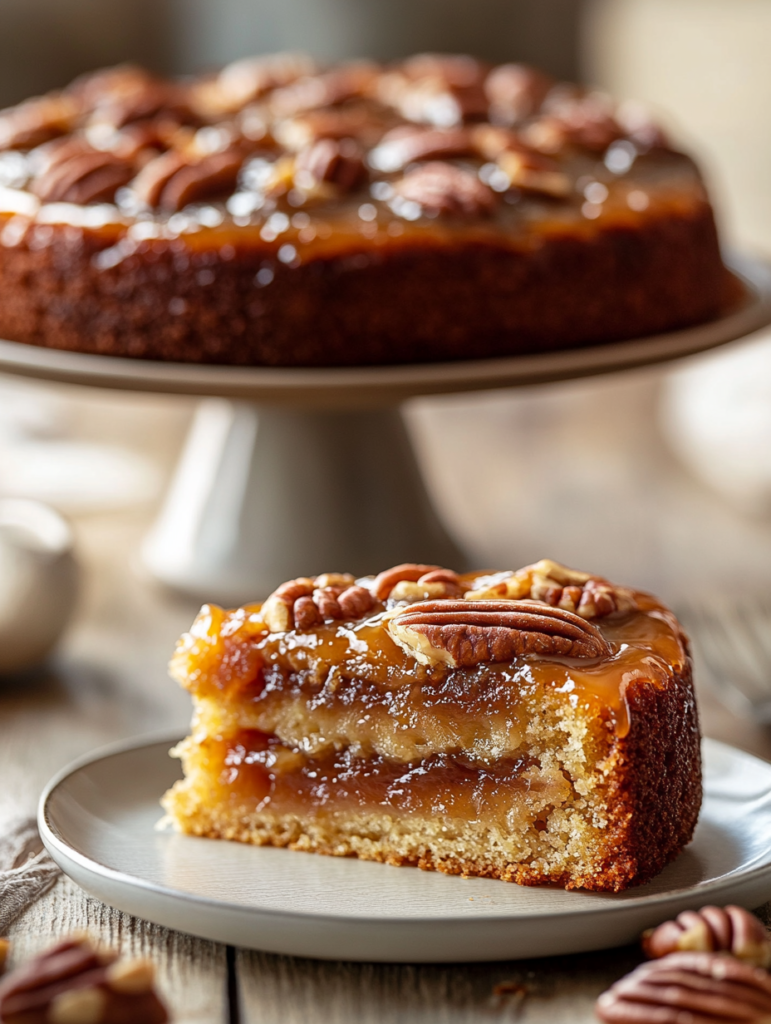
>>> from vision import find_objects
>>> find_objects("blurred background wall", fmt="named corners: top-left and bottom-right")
top-left (0, 0), bottom-right (581, 106)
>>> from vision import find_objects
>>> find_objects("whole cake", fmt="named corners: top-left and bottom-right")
top-left (162, 559), bottom-right (702, 891)
top-left (0, 54), bottom-right (734, 366)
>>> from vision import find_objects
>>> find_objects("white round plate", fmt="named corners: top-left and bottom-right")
top-left (39, 734), bottom-right (771, 963)
top-left (2, 253), bottom-right (771, 409)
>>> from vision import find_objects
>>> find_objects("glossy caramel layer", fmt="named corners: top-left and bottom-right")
top-left (172, 573), bottom-right (689, 747)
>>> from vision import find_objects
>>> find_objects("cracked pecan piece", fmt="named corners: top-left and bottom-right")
top-left (387, 599), bottom-right (613, 667)
top-left (596, 951), bottom-right (771, 1024)
top-left (372, 563), bottom-right (462, 602)
top-left (0, 936), bottom-right (168, 1024)
top-left (466, 559), bottom-right (636, 619)
top-left (643, 906), bottom-right (771, 968)
top-left (262, 572), bottom-right (376, 631)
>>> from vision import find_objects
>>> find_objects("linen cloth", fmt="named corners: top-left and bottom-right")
top-left (0, 817), bottom-right (60, 934)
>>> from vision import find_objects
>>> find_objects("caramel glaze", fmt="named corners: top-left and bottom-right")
top-left (0, 148), bottom-right (709, 269)
top-left (174, 575), bottom-right (689, 801)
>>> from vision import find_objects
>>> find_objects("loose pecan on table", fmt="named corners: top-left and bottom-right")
top-left (387, 599), bottom-right (612, 667)
top-left (596, 951), bottom-right (771, 1024)
top-left (643, 906), bottom-right (771, 969)
top-left (261, 573), bottom-right (376, 632)
top-left (392, 162), bottom-right (497, 217)
top-left (0, 935), bottom-right (168, 1024)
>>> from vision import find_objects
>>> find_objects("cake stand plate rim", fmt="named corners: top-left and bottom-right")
top-left (3, 251), bottom-right (770, 407)
top-left (37, 732), bottom-right (771, 962)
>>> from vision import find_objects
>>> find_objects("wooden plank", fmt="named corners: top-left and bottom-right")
top-left (6, 877), bottom-right (229, 1024)
top-left (236, 945), bottom-right (641, 1023)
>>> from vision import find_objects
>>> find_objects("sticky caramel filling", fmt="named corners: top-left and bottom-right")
top-left (176, 730), bottom-right (575, 832)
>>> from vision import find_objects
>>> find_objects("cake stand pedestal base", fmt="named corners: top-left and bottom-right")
top-left (140, 400), bottom-right (465, 604)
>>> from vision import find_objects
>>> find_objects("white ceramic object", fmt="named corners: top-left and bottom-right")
top-left (0, 499), bottom-right (78, 675)
top-left (39, 735), bottom-right (771, 963)
top-left (3, 252), bottom-right (770, 602)
top-left (661, 335), bottom-right (771, 515)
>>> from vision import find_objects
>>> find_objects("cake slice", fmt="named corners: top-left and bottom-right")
top-left (162, 559), bottom-right (701, 891)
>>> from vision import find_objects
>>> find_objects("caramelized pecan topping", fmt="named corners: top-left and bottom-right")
top-left (643, 907), bottom-right (771, 969)
top-left (294, 138), bottom-right (367, 192)
top-left (392, 162), bottom-right (496, 217)
top-left (377, 54), bottom-right (489, 127)
top-left (269, 64), bottom-right (379, 119)
top-left (373, 563), bottom-right (461, 602)
top-left (213, 52), bottom-right (319, 111)
top-left (86, 72), bottom-right (197, 132)
top-left (596, 951), bottom-right (771, 1024)
top-left (129, 146), bottom-right (246, 210)
top-left (466, 560), bottom-right (636, 620)
top-left (27, 138), bottom-right (134, 203)
top-left (485, 64), bottom-right (553, 125)
top-left (524, 91), bottom-right (622, 154)
top-left (262, 573), bottom-right (376, 632)
top-left (472, 126), bottom-right (570, 197)
top-left (369, 126), bottom-right (474, 173)
top-left (0, 94), bottom-right (79, 151)
top-left (387, 600), bottom-right (612, 667)
top-left (275, 106), bottom-right (387, 151)
top-left (0, 936), bottom-right (168, 1024)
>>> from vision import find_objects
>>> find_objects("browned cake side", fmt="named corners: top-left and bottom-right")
top-left (0, 55), bottom-right (733, 366)
top-left (162, 560), bottom-right (702, 891)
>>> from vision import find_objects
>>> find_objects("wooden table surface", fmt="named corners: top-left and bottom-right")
top-left (2, 363), bottom-right (771, 1022)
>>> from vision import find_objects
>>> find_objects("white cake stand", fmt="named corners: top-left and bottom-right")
top-left (1, 251), bottom-right (770, 604)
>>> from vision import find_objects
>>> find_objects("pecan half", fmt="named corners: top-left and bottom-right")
top-left (485, 64), bottom-right (553, 125)
top-left (643, 906), bottom-right (771, 969)
top-left (376, 55), bottom-right (489, 127)
top-left (369, 126), bottom-right (474, 173)
top-left (387, 599), bottom-right (612, 667)
top-left (0, 94), bottom-right (79, 151)
top-left (392, 162), bottom-right (496, 217)
top-left (294, 138), bottom-right (366, 192)
top-left (0, 936), bottom-right (168, 1024)
top-left (213, 52), bottom-right (318, 111)
top-left (261, 573), bottom-right (376, 631)
top-left (466, 560), bottom-right (636, 620)
top-left (27, 139), bottom-right (134, 204)
top-left (129, 146), bottom-right (246, 210)
top-left (269, 64), bottom-right (379, 119)
top-left (596, 951), bottom-right (771, 1024)
top-left (374, 563), bottom-right (448, 600)
top-left (275, 106), bottom-right (386, 151)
